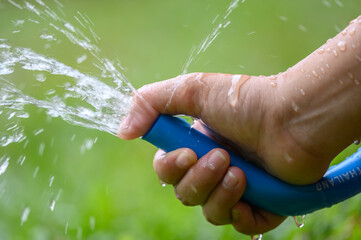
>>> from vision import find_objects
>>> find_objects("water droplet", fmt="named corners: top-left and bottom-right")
top-left (335, 0), bottom-right (343, 7)
top-left (190, 184), bottom-right (198, 193)
top-left (325, 63), bottom-right (330, 69)
top-left (28, 18), bottom-right (39, 24)
top-left (239, 64), bottom-right (245, 69)
top-left (333, 50), bottom-right (338, 57)
top-left (291, 101), bottom-right (300, 112)
top-left (65, 222), bottom-right (69, 234)
top-left (293, 215), bottom-right (306, 228)
top-left (322, 0), bottom-right (332, 8)
top-left (49, 176), bottom-right (55, 187)
top-left (71, 134), bottom-right (76, 141)
top-left (338, 41), bottom-right (347, 52)
top-left (76, 54), bottom-right (87, 64)
top-left (320, 67), bottom-right (325, 74)
top-left (341, 30), bottom-right (347, 36)
top-left (298, 24), bottom-right (307, 32)
top-left (223, 21), bottom-right (231, 28)
top-left (56, 188), bottom-right (63, 201)
top-left (284, 152), bottom-right (293, 163)
top-left (300, 89), bottom-right (306, 96)
top-left (251, 234), bottom-right (262, 240)
top-left (39, 142), bottom-right (45, 156)
top-left (33, 128), bottom-right (44, 136)
top-left (349, 27), bottom-right (356, 36)
top-left (64, 22), bottom-right (76, 32)
top-left (354, 139), bottom-right (360, 145)
top-left (227, 75), bottom-right (251, 107)
top-left (326, 48), bottom-right (331, 53)
top-left (17, 111), bottom-right (30, 118)
top-left (40, 32), bottom-right (56, 41)
top-left (8, 0), bottom-right (23, 10)
top-left (46, 89), bottom-right (56, 95)
top-left (0, 155), bottom-right (10, 176)
top-left (312, 70), bottom-right (319, 78)
top-left (270, 82), bottom-right (277, 88)
top-left (281, 96), bottom-right (286, 102)
top-left (352, 44), bottom-right (357, 49)
top-left (317, 48), bottom-right (325, 54)
top-left (17, 155), bottom-right (26, 165)
top-left (23, 140), bottom-right (29, 148)
top-left (356, 55), bottom-right (361, 62)
top-left (12, 19), bottom-right (25, 27)
top-left (20, 207), bottom-right (30, 226)
top-left (35, 73), bottom-right (46, 82)
top-left (77, 227), bottom-right (83, 239)
top-left (89, 216), bottom-right (96, 231)
top-left (269, 75), bottom-right (277, 80)
top-left (49, 199), bottom-right (56, 211)
top-left (355, 79), bottom-right (360, 85)
top-left (279, 16), bottom-right (288, 22)
top-left (348, 72), bottom-right (354, 80)
top-left (339, 79), bottom-right (344, 85)
top-left (8, 112), bottom-right (16, 120)
top-left (300, 68), bottom-right (305, 73)
top-left (80, 138), bottom-right (96, 154)
top-left (159, 180), bottom-right (167, 187)
top-left (33, 166), bottom-right (39, 178)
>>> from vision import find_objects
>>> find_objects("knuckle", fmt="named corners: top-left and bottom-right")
top-left (203, 213), bottom-right (223, 226)
top-left (175, 191), bottom-right (198, 206)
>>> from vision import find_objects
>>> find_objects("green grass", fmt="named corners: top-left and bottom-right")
top-left (0, 0), bottom-right (361, 239)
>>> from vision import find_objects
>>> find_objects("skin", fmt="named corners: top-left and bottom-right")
top-left (118, 16), bottom-right (361, 235)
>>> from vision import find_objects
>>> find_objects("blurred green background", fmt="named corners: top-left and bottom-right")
top-left (0, 0), bottom-right (361, 239)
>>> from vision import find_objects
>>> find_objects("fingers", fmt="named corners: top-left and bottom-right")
top-left (202, 167), bottom-right (246, 225)
top-left (231, 202), bottom-right (286, 235)
top-left (117, 72), bottom-right (233, 140)
top-left (153, 146), bottom-right (286, 235)
top-left (174, 149), bottom-right (230, 206)
top-left (153, 148), bottom-right (197, 184)
top-left (117, 90), bottom-right (159, 140)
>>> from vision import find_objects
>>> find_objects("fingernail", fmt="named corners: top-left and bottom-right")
top-left (231, 209), bottom-right (239, 222)
top-left (223, 169), bottom-right (239, 190)
top-left (117, 116), bottom-right (132, 138)
top-left (207, 150), bottom-right (226, 170)
top-left (176, 152), bottom-right (195, 169)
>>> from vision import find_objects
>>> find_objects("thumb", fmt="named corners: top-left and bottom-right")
top-left (117, 72), bottom-right (239, 139)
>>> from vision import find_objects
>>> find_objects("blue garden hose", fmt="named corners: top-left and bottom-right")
top-left (142, 114), bottom-right (361, 216)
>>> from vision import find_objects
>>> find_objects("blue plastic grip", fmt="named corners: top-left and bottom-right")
top-left (142, 115), bottom-right (361, 216)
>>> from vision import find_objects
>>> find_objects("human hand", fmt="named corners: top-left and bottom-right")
top-left (118, 17), bottom-right (361, 236)
top-left (117, 72), bottom-right (322, 235)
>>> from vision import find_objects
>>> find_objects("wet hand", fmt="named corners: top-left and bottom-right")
top-left (153, 145), bottom-right (286, 235)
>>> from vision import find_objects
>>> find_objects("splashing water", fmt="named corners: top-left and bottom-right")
top-left (1, 0), bottom-right (244, 175)
top-left (0, 0), bottom-right (135, 155)
top-left (20, 207), bottom-right (31, 226)
top-left (0, 43), bottom-right (132, 135)
top-left (0, 0), bottom-right (251, 237)
top-left (165, 0), bottom-right (243, 110)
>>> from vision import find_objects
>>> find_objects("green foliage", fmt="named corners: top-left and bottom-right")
top-left (0, 0), bottom-right (360, 239)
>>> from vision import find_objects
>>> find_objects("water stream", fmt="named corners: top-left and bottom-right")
top-left (1, 0), bottom-right (359, 239)
top-left (0, 0), bottom-right (243, 235)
